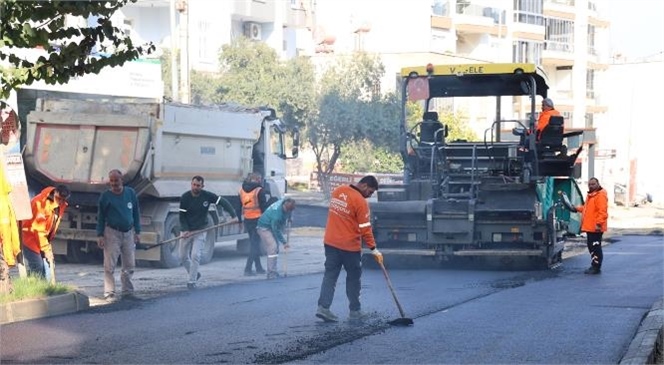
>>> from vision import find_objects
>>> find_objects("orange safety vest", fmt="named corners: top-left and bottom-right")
top-left (21, 186), bottom-right (68, 254)
top-left (239, 187), bottom-right (262, 219)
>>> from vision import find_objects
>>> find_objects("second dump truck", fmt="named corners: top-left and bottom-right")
top-left (20, 90), bottom-right (299, 268)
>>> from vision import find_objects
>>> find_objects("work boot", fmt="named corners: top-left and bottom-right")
top-left (187, 282), bottom-right (197, 289)
top-left (267, 272), bottom-right (281, 280)
top-left (584, 266), bottom-right (601, 275)
top-left (244, 270), bottom-right (256, 277)
top-left (316, 306), bottom-right (339, 322)
top-left (349, 310), bottom-right (368, 321)
top-left (256, 267), bottom-right (266, 274)
top-left (103, 293), bottom-right (117, 302)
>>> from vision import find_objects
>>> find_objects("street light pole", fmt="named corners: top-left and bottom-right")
top-left (177, 0), bottom-right (190, 104)
top-left (170, 0), bottom-right (178, 102)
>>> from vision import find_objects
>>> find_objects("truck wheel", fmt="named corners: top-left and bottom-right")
top-left (200, 229), bottom-right (215, 265)
top-left (158, 213), bottom-right (182, 268)
top-left (66, 241), bottom-right (91, 264)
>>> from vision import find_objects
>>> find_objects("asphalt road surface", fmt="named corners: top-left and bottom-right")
top-left (1, 234), bottom-right (661, 364)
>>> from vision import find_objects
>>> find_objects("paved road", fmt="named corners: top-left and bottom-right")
top-left (1, 235), bottom-right (661, 364)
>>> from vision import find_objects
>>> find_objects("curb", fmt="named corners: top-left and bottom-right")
top-left (620, 298), bottom-right (664, 365)
top-left (0, 291), bottom-right (89, 325)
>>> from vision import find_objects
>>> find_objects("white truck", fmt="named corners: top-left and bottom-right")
top-left (20, 92), bottom-right (299, 268)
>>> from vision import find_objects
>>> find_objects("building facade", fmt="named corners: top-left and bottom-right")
top-left (114, 0), bottom-right (611, 185)
top-left (310, 0), bottom-right (610, 183)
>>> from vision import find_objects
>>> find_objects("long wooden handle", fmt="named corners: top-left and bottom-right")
top-left (143, 220), bottom-right (238, 250)
top-left (379, 261), bottom-right (407, 318)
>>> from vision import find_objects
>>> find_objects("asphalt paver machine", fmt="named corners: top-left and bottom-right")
top-left (370, 63), bottom-right (585, 269)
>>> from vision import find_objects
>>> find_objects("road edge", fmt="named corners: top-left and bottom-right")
top-left (620, 298), bottom-right (664, 365)
top-left (0, 291), bottom-right (89, 325)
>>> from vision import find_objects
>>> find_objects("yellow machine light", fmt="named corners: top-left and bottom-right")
top-left (510, 227), bottom-right (520, 233)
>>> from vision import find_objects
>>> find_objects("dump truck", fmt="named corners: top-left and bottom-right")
top-left (370, 63), bottom-right (585, 269)
top-left (20, 91), bottom-right (299, 268)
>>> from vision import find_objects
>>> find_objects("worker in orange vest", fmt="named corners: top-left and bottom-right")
top-left (239, 172), bottom-right (268, 276)
top-left (21, 185), bottom-right (70, 281)
top-left (536, 98), bottom-right (561, 140)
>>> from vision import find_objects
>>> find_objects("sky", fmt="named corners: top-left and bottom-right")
top-left (606, 0), bottom-right (664, 58)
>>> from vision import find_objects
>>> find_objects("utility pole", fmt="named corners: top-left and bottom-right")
top-left (170, 0), bottom-right (178, 102)
top-left (177, 0), bottom-right (190, 104)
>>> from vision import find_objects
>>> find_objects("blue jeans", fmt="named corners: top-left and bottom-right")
top-left (317, 244), bottom-right (362, 311)
top-left (21, 247), bottom-right (51, 281)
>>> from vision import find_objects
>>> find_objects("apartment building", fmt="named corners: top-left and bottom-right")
top-left (120, 0), bottom-right (315, 72)
top-left (103, 0), bottom-right (610, 183)
top-left (311, 0), bottom-right (610, 182)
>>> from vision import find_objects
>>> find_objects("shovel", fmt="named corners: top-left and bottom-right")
top-left (283, 220), bottom-right (291, 277)
top-left (140, 219), bottom-right (238, 250)
top-left (377, 259), bottom-right (414, 326)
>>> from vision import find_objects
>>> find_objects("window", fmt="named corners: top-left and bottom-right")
top-left (545, 18), bottom-right (574, 52)
top-left (586, 69), bottom-right (595, 99)
top-left (585, 113), bottom-right (594, 128)
top-left (513, 0), bottom-right (544, 26)
top-left (270, 125), bottom-right (285, 157)
top-left (198, 21), bottom-right (212, 61)
top-left (513, 40), bottom-right (543, 64)
top-left (432, 0), bottom-right (449, 16)
top-left (587, 25), bottom-right (597, 55)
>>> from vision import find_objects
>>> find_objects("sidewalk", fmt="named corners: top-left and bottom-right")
top-left (1, 228), bottom-right (327, 324)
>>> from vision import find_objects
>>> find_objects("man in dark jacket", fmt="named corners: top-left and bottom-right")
top-left (239, 172), bottom-right (268, 276)
top-left (179, 175), bottom-right (238, 289)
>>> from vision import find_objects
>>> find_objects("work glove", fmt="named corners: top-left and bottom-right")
top-left (372, 248), bottom-right (383, 265)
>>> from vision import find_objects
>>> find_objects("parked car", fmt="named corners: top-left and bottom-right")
top-left (614, 183), bottom-right (653, 207)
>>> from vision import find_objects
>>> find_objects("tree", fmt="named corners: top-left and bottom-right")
top-left (214, 37), bottom-right (316, 129)
top-left (0, 0), bottom-right (154, 100)
top-left (307, 52), bottom-right (400, 194)
top-left (437, 108), bottom-right (477, 141)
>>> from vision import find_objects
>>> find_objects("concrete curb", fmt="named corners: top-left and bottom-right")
top-left (0, 291), bottom-right (89, 325)
top-left (620, 298), bottom-right (664, 365)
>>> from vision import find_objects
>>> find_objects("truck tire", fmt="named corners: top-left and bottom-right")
top-left (158, 213), bottom-right (182, 268)
top-left (65, 241), bottom-right (92, 264)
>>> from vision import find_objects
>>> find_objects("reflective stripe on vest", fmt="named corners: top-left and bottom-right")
top-left (239, 187), bottom-right (262, 219)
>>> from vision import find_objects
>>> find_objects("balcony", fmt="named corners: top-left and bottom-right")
top-left (587, 1), bottom-right (609, 27)
top-left (232, 0), bottom-right (276, 22)
top-left (454, 3), bottom-right (506, 36)
top-left (512, 11), bottom-right (545, 41)
top-left (543, 0), bottom-right (575, 20)
top-left (542, 40), bottom-right (574, 66)
top-left (431, 0), bottom-right (452, 29)
top-left (283, 1), bottom-right (312, 28)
